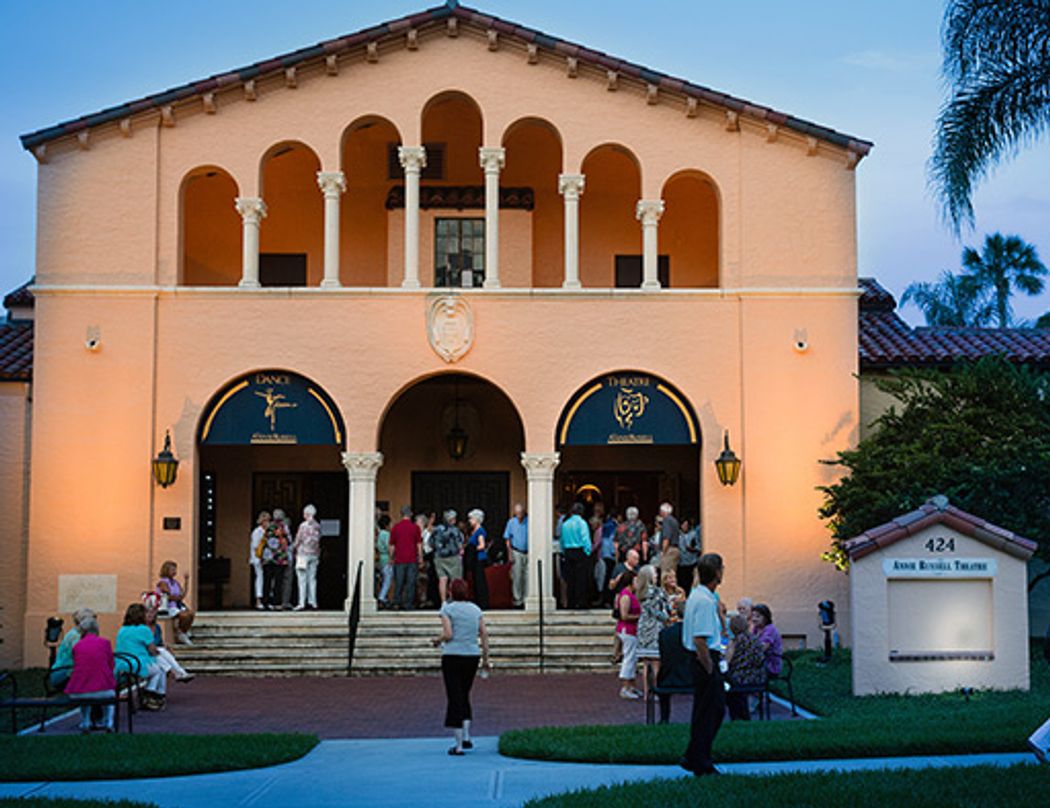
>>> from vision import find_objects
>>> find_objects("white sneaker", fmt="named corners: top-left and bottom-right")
top-left (293, 605), bottom-right (305, 611)
top-left (176, 632), bottom-right (194, 646)
top-left (619, 688), bottom-right (641, 700)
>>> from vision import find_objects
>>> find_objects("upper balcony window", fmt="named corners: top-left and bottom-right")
top-left (435, 218), bottom-right (484, 288)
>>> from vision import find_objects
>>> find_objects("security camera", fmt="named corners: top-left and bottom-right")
top-left (793, 328), bottom-right (809, 353)
top-left (85, 337), bottom-right (101, 351)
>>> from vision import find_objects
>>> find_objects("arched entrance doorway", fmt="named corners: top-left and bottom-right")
top-left (197, 370), bottom-right (347, 610)
top-left (555, 371), bottom-right (701, 589)
top-left (377, 372), bottom-right (525, 608)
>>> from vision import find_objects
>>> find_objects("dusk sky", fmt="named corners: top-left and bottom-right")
top-left (2, 0), bottom-right (1048, 324)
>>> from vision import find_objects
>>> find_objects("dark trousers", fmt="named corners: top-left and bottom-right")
top-left (684, 651), bottom-right (725, 774)
top-left (425, 552), bottom-right (439, 607)
top-left (262, 564), bottom-right (285, 607)
top-left (726, 690), bottom-right (751, 721)
top-left (470, 558), bottom-right (489, 609)
top-left (441, 654), bottom-right (480, 728)
top-left (658, 693), bottom-right (673, 724)
top-left (564, 548), bottom-right (589, 609)
top-left (677, 564), bottom-right (697, 591)
top-left (394, 563), bottom-right (418, 609)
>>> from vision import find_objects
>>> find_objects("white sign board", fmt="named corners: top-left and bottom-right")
top-left (58, 574), bottom-right (118, 613)
top-left (882, 557), bottom-right (997, 578)
top-left (320, 519), bottom-right (341, 537)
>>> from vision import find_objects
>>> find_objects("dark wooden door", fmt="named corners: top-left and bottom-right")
top-left (412, 472), bottom-right (510, 541)
top-left (253, 472), bottom-right (348, 610)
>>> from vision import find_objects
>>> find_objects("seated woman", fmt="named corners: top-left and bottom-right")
top-left (115, 603), bottom-right (167, 711)
top-left (724, 614), bottom-right (766, 721)
top-left (751, 603), bottom-right (783, 677)
top-left (156, 560), bottom-right (195, 644)
top-left (65, 614), bottom-right (116, 733)
top-left (144, 595), bottom-right (194, 683)
top-left (48, 607), bottom-right (95, 689)
top-left (660, 569), bottom-right (687, 621)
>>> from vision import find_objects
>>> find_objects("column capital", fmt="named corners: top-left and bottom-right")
top-left (398, 145), bottom-right (427, 172)
top-left (235, 196), bottom-right (267, 223)
top-left (520, 451), bottom-right (560, 481)
top-left (342, 451), bottom-right (384, 481)
top-left (635, 199), bottom-right (665, 224)
top-left (479, 146), bottom-right (506, 173)
top-left (558, 174), bottom-right (585, 199)
top-left (317, 170), bottom-right (347, 197)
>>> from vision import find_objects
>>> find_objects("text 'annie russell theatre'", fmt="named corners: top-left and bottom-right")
top-left (1, 1), bottom-right (873, 670)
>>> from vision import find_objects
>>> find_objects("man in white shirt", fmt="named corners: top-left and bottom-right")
top-left (681, 553), bottom-right (726, 776)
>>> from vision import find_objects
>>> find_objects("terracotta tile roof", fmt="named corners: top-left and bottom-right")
top-left (19, 1), bottom-right (872, 157)
top-left (0, 321), bottom-right (33, 381)
top-left (3, 278), bottom-right (34, 310)
top-left (843, 495), bottom-right (1037, 562)
top-left (859, 277), bottom-right (1050, 370)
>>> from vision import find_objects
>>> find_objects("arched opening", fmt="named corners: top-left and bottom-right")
top-left (418, 91), bottom-right (485, 288)
top-left (579, 144), bottom-right (642, 288)
top-left (180, 166), bottom-right (240, 285)
top-left (196, 370), bottom-right (347, 611)
top-left (501, 117), bottom-right (564, 288)
top-left (377, 372), bottom-right (525, 608)
top-left (555, 371), bottom-right (702, 600)
top-left (258, 142), bottom-right (323, 286)
top-left (341, 116), bottom-right (401, 286)
top-left (661, 171), bottom-right (720, 288)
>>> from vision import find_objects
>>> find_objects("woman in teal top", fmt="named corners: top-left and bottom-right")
top-left (114, 603), bottom-right (167, 709)
top-left (48, 607), bottom-right (95, 688)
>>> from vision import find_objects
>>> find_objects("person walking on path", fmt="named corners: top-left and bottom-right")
top-left (433, 509), bottom-right (465, 603)
top-left (390, 506), bottom-right (422, 610)
top-left (431, 578), bottom-right (491, 756)
top-left (293, 504), bottom-right (322, 611)
top-left (681, 553), bottom-right (726, 776)
top-left (503, 503), bottom-right (529, 609)
top-left (560, 503), bottom-right (592, 609)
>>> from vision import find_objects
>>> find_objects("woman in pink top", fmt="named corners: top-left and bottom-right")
top-left (65, 615), bottom-right (116, 733)
top-left (615, 569), bottom-right (642, 699)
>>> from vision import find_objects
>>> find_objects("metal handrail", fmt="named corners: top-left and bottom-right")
top-left (537, 558), bottom-right (545, 674)
top-left (347, 560), bottom-right (364, 676)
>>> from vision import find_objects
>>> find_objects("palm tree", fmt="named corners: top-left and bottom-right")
top-left (929, 0), bottom-right (1050, 233)
top-left (902, 270), bottom-right (992, 327)
top-left (961, 232), bottom-right (1047, 326)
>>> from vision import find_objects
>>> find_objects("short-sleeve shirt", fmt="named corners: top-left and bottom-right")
top-left (51, 627), bottom-right (81, 674)
top-left (755, 623), bottom-right (783, 675)
top-left (503, 516), bottom-right (529, 553)
top-left (390, 518), bottom-right (422, 564)
top-left (468, 526), bottom-right (488, 562)
top-left (115, 624), bottom-right (155, 676)
top-left (728, 632), bottom-right (767, 687)
top-left (682, 585), bottom-right (723, 653)
top-left (376, 529), bottom-right (390, 566)
top-left (440, 600), bottom-right (483, 657)
top-left (660, 514), bottom-right (680, 548)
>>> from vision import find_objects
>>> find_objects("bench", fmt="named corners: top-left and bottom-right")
top-left (0, 653), bottom-right (142, 734)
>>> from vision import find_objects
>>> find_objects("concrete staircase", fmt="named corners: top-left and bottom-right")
top-left (175, 609), bottom-right (617, 676)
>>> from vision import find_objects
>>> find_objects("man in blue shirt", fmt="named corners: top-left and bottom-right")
top-left (559, 503), bottom-right (592, 609)
top-left (681, 553), bottom-right (726, 776)
top-left (503, 503), bottom-right (529, 609)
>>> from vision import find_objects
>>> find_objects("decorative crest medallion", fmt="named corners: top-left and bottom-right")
top-left (427, 295), bottom-right (474, 363)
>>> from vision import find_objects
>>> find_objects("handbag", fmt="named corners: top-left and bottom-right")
top-left (295, 553), bottom-right (309, 571)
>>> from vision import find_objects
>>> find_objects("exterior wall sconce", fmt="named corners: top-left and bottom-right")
top-left (446, 379), bottom-right (468, 460)
top-left (152, 430), bottom-right (180, 488)
top-left (714, 430), bottom-right (741, 486)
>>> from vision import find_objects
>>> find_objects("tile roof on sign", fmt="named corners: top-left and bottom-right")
top-left (843, 495), bottom-right (1037, 562)
top-left (3, 278), bottom-right (34, 310)
top-left (19, 1), bottom-right (872, 157)
top-left (858, 277), bottom-right (1050, 370)
top-left (0, 321), bottom-right (33, 382)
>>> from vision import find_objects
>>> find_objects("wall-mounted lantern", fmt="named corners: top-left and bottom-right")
top-left (446, 380), bottom-right (468, 461)
top-left (714, 430), bottom-right (741, 486)
top-left (152, 430), bottom-right (180, 488)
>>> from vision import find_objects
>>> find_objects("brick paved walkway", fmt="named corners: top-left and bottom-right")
top-left (46, 672), bottom-right (795, 738)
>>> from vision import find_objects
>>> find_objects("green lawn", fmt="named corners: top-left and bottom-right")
top-left (500, 646), bottom-right (1050, 764)
top-left (523, 763), bottom-right (1048, 807)
top-left (0, 734), bottom-right (319, 781)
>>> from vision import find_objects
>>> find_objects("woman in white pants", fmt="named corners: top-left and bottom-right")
top-left (293, 504), bottom-right (322, 610)
top-left (250, 512), bottom-right (270, 610)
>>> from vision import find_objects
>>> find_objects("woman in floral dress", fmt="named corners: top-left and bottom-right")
top-left (635, 564), bottom-right (673, 700)
top-left (261, 515), bottom-right (290, 609)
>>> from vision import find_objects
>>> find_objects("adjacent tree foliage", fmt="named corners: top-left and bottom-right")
top-left (930, 0), bottom-right (1050, 233)
top-left (1037, 311), bottom-right (1050, 328)
top-left (819, 358), bottom-right (1050, 587)
top-left (902, 232), bottom-right (1047, 327)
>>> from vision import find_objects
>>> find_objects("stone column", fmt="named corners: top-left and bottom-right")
top-left (558, 174), bottom-right (585, 289)
top-left (398, 146), bottom-right (427, 289)
top-left (479, 147), bottom-right (505, 289)
top-left (521, 451), bottom-right (560, 613)
top-left (635, 199), bottom-right (665, 290)
top-left (317, 171), bottom-right (346, 288)
top-left (342, 451), bottom-right (384, 613)
top-left (235, 197), bottom-right (267, 288)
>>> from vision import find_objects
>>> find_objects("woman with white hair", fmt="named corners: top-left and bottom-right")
top-left (48, 607), bottom-right (96, 689)
top-left (616, 506), bottom-right (648, 563)
top-left (66, 614), bottom-right (116, 733)
top-left (293, 504), bottom-right (322, 610)
top-left (433, 509), bottom-right (465, 602)
top-left (465, 509), bottom-right (489, 609)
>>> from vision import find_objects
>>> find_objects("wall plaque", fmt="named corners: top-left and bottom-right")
top-left (58, 574), bottom-right (117, 614)
top-left (427, 295), bottom-right (474, 363)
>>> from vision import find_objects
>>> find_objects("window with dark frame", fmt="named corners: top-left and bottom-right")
top-left (614, 255), bottom-right (670, 288)
top-left (435, 218), bottom-right (485, 288)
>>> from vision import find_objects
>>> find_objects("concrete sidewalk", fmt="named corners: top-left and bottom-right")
top-left (0, 737), bottom-right (1038, 808)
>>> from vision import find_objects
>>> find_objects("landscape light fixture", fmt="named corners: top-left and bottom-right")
top-left (714, 430), bottom-right (741, 486)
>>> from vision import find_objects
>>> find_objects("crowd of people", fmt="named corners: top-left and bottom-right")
top-left (249, 505), bottom-right (323, 611)
top-left (47, 561), bottom-right (197, 730)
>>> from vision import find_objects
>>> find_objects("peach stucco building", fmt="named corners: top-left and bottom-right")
top-left (3, 2), bottom-right (877, 669)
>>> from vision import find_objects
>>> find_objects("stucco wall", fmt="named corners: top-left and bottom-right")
top-left (0, 382), bottom-right (30, 668)
top-left (850, 525), bottom-right (1030, 695)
